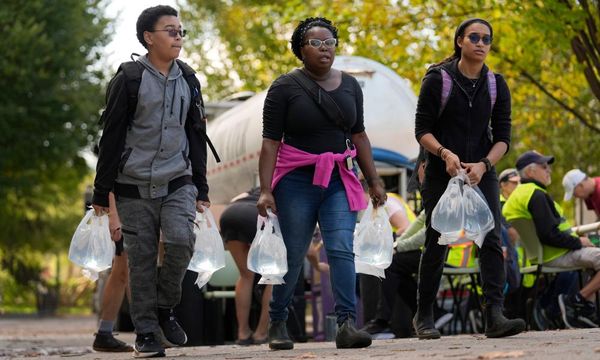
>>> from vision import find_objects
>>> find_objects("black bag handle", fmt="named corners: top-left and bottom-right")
top-left (288, 69), bottom-right (350, 134)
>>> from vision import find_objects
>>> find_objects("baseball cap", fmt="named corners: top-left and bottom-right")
top-left (562, 169), bottom-right (587, 201)
top-left (498, 168), bottom-right (520, 183)
top-left (515, 150), bottom-right (555, 171)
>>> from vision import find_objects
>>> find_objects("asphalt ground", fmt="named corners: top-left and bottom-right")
top-left (2, 315), bottom-right (600, 359)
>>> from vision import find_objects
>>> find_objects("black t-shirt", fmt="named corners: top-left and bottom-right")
top-left (262, 71), bottom-right (365, 154)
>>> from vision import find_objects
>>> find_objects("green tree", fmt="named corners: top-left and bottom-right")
top-left (181, 0), bottom-right (599, 204)
top-left (0, 0), bottom-right (111, 252)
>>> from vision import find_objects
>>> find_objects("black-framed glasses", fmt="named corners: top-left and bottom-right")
top-left (150, 29), bottom-right (187, 38)
top-left (466, 33), bottom-right (492, 45)
top-left (303, 38), bottom-right (337, 49)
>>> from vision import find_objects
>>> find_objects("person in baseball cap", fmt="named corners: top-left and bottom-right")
top-left (562, 169), bottom-right (600, 217)
top-left (515, 150), bottom-right (554, 171)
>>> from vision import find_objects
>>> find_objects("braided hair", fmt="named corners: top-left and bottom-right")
top-left (290, 17), bottom-right (338, 60)
top-left (429, 18), bottom-right (493, 69)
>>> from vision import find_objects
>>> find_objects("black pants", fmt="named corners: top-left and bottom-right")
top-left (418, 170), bottom-right (505, 311)
top-left (382, 250), bottom-right (421, 317)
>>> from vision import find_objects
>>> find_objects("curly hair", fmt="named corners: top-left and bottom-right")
top-left (136, 5), bottom-right (178, 49)
top-left (290, 17), bottom-right (338, 60)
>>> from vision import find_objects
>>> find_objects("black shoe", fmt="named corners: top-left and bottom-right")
top-left (412, 312), bottom-right (441, 339)
top-left (134, 333), bottom-right (165, 358)
top-left (268, 320), bottom-right (294, 350)
top-left (158, 308), bottom-right (187, 346)
top-left (336, 318), bottom-right (372, 349)
top-left (360, 318), bottom-right (391, 335)
top-left (558, 294), bottom-right (598, 329)
top-left (92, 332), bottom-right (133, 352)
top-left (484, 306), bottom-right (525, 338)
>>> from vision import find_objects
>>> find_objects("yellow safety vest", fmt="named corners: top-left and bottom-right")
top-left (502, 182), bottom-right (571, 263)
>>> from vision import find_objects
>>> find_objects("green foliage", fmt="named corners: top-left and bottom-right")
top-left (181, 0), bottom-right (599, 207)
top-left (0, 0), bottom-right (111, 251)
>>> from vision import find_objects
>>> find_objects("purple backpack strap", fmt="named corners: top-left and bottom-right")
top-left (439, 68), bottom-right (452, 117)
top-left (487, 70), bottom-right (497, 110)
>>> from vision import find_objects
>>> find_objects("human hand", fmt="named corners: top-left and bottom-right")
top-left (257, 190), bottom-right (277, 217)
top-left (368, 181), bottom-right (387, 208)
top-left (108, 215), bottom-right (122, 241)
top-left (441, 150), bottom-right (461, 177)
top-left (461, 161), bottom-right (487, 185)
top-left (196, 200), bottom-right (211, 213)
top-left (580, 236), bottom-right (595, 247)
top-left (92, 204), bottom-right (110, 217)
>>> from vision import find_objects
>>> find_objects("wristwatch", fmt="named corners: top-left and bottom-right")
top-left (480, 157), bottom-right (492, 172)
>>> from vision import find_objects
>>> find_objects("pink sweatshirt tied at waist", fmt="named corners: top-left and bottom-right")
top-left (271, 142), bottom-right (368, 211)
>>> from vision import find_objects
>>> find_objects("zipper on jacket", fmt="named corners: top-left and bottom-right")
top-left (179, 96), bottom-right (184, 125)
top-left (450, 74), bottom-right (485, 161)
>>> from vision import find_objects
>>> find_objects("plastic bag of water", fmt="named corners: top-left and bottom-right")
top-left (68, 209), bottom-right (115, 280)
top-left (354, 201), bottom-right (394, 275)
top-left (247, 209), bottom-right (287, 285)
top-left (431, 173), bottom-right (466, 238)
top-left (463, 184), bottom-right (494, 247)
top-left (188, 207), bottom-right (226, 273)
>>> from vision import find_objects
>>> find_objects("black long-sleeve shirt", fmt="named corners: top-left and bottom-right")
top-left (524, 179), bottom-right (582, 250)
top-left (262, 71), bottom-right (365, 154)
top-left (415, 59), bottom-right (511, 176)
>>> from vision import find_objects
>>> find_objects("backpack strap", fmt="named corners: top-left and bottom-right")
top-left (118, 61), bottom-right (145, 127)
top-left (438, 68), bottom-right (453, 118)
top-left (487, 70), bottom-right (497, 110)
top-left (176, 59), bottom-right (221, 163)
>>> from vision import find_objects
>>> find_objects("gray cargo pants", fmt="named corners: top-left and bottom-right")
top-left (116, 184), bottom-right (197, 334)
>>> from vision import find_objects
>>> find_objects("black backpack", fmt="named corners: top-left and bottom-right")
top-left (100, 55), bottom-right (220, 162)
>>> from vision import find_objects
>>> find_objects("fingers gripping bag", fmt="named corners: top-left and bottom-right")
top-left (188, 208), bottom-right (226, 288)
top-left (68, 209), bottom-right (115, 281)
top-left (432, 173), bottom-right (466, 245)
top-left (354, 201), bottom-right (394, 277)
top-left (247, 209), bottom-right (288, 285)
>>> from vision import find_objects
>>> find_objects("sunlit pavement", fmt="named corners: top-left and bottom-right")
top-left (2, 315), bottom-right (600, 359)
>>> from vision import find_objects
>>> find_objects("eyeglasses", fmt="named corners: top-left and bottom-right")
top-left (466, 33), bottom-right (492, 46)
top-left (150, 29), bottom-right (187, 38)
top-left (303, 38), bottom-right (337, 49)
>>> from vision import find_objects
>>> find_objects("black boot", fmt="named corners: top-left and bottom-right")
top-left (484, 305), bottom-right (526, 338)
top-left (268, 320), bottom-right (293, 350)
top-left (412, 306), bottom-right (441, 340)
top-left (335, 318), bottom-right (372, 349)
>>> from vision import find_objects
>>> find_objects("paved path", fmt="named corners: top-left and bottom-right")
top-left (2, 315), bottom-right (600, 359)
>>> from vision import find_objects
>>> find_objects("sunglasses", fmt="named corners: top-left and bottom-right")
top-left (303, 38), bottom-right (337, 49)
top-left (499, 172), bottom-right (518, 183)
top-left (466, 33), bottom-right (492, 45)
top-left (151, 28), bottom-right (187, 38)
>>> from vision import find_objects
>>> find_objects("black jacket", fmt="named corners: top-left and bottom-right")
top-left (524, 179), bottom-right (582, 250)
top-left (415, 58), bottom-right (511, 177)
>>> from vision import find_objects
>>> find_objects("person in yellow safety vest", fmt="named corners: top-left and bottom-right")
top-left (502, 150), bottom-right (600, 329)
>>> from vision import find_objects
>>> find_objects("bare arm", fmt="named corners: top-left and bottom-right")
top-left (352, 131), bottom-right (386, 207)
top-left (462, 141), bottom-right (508, 185)
top-left (257, 138), bottom-right (281, 216)
top-left (419, 133), bottom-right (461, 177)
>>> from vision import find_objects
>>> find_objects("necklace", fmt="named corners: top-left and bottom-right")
top-left (468, 77), bottom-right (479, 88)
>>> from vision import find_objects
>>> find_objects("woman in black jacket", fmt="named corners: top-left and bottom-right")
top-left (413, 18), bottom-right (526, 339)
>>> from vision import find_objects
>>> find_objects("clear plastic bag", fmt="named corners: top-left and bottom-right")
top-left (247, 209), bottom-right (288, 285)
top-left (463, 185), bottom-right (494, 248)
top-left (68, 209), bottom-right (115, 281)
top-left (354, 201), bottom-right (394, 276)
top-left (432, 171), bottom-right (494, 247)
top-left (188, 208), bottom-right (226, 274)
top-left (431, 174), bottom-right (465, 238)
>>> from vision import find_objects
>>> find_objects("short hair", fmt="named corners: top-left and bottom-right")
top-left (290, 17), bottom-right (338, 60)
top-left (136, 5), bottom-right (178, 49)
top-left (519, 163), bottom-right (537, 178)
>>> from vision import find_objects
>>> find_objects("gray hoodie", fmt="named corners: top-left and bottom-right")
top-left (115, 55), bottom-right (192, 199)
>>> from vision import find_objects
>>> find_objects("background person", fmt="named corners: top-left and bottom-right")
top-left (92, 193), bottom-right (133, 353)
top-left (257, 17), bottom-right (386, 350)
top-left (563, 169), bottom-right (600, 218)
top-left (413, 18), bottom-right (525, 339)
top-left (220, 187), bottom-right (271, 346)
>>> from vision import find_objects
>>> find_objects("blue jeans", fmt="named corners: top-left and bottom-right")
top-left (271, 168), bottom-right (358, 325)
